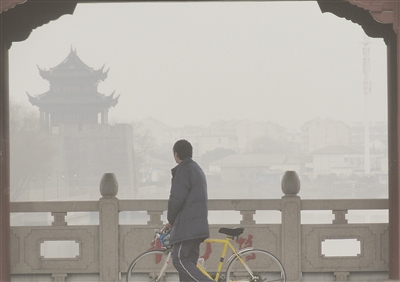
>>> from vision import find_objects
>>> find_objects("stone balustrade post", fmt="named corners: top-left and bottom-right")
top-left (240, 210), bottom-right (256, 225)
top-left (147, 211), bottom-right (163, 225)
top-left (332, 210), bottom-right (348, 225)
top-left (99, 173), bottom-right (119, 282)
top-left (281, 171), bottom-right (302, 282)
top-left (51, 212), bottom-right (67, 226)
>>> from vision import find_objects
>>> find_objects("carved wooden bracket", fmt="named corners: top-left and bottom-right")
top-left (346, 0), bottom-right (398, 32)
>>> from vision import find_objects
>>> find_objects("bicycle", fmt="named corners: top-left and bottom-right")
top-left (126, 227), bottom-right (286, 282)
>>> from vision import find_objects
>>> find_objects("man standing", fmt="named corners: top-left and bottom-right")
top-left (166, 139), bottom-right (213, 282)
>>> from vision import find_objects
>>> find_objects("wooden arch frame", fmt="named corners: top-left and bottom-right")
top-left (1, 0), bottom-right (399, 281)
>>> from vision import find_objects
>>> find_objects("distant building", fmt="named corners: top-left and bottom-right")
top-left (136, 119), bottom-right (239, 157)
top-left (209, 154), bottom-right (309, 184)
top-left (28, 49), bottom-right (135, 198)
top-left (234, 120), bottom-right (286, 153)
top-left (302, 118), bottom-right (350, 154)
top-left (135, 118), bottom-right (174, 147)
top-left (311, 145), bottom-right (385, 179)
top-left (349, 121), bottom-right (387, 151)
top-left (136, 118), bottom-right (288, 157)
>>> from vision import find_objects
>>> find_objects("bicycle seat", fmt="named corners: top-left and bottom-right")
top-left (218, 227), bottom-right (244, 237)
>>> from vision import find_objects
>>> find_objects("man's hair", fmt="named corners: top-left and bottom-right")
top-left (173, 139), bottom-right (193, 160)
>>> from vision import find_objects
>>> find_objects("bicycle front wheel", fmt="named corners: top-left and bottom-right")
top-left (225, 249), bottom-right (286, 282)
top-left (126, 249), bottom-right (173, 282)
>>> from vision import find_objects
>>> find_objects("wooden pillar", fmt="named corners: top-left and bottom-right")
top-left (386, 28), bottom-right (400, 280)
top-left (342, 1), bottom-right (400, 279)
top-left (0, 3), bottom-right (77, 281)
top-left (101, 109), bottom-right (109, 125)
top-left (391, 8), bottom-right (400, 278)
top-left (0, 29), bottom-right (10, 282)
top-left (45, 112), bottom-right (50, 132)
top-left (40, 111), bottom-right (44, 131)
top-left (100, 110), bottom-right (105, 124)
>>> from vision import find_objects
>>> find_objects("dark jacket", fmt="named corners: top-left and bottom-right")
top-left (167, 158), bottom-right (210, 244)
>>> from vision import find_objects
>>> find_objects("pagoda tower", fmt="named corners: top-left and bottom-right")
top-left (28, 48), bottom-right (119, 132)
top-left (24, 49), bottom-right (134, 199)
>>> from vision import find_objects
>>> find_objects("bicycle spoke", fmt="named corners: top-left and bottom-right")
top-left (126, 249), bottom-right (173, 282)
top-left (225, 249), bottom-right (286, 282)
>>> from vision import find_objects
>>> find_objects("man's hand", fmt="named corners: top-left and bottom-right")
top-left (161, 223), bottom-right (172, 233)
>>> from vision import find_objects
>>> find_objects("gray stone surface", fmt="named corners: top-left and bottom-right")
top-left (9, 172), bottom-right (391, 282)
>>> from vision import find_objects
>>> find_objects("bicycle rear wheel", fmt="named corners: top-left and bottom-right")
top-left (225, 249), bottom-right (286, 282)
top-left (126, 249), bottom-right (173, 282)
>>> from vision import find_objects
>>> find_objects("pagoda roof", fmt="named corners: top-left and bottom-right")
top-left (38, 48), bottom-right (108, 81)
top-left (27, 91), bottom-right (119, 109)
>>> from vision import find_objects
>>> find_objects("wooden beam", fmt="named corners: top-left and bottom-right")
top-left (26, 0), bottom-right (324, 3)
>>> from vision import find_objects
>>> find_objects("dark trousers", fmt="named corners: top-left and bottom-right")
top-left (172, 239), bottom-right (214, 282)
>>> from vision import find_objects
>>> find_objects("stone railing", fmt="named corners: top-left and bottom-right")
top-left (10, 172), bottom-right (389, 282)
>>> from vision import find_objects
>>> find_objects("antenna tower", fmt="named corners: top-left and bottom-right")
top-left (363, 35), bottom-right (371, 174)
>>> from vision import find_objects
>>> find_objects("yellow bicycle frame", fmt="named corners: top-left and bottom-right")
top-left (196, 237), bottom-right (254, 282)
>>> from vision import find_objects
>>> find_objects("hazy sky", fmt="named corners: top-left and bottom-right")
top-left (9, 2), bottom-right (388, 129)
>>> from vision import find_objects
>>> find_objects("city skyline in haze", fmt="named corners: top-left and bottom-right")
top-left (9, 2), bottom-right (388, 129)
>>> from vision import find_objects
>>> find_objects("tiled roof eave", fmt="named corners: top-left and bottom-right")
top-left (0, 0), bottom-right (26, 13)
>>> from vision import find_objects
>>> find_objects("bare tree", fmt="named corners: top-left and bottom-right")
top-left (9, 101), bottom-right (59, 201)
top-left (131, 122), bottom-right (155, 158)
top-left (109, 118), bottom-right (156, 159)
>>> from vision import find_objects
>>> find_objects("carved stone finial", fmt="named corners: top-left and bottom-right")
top-left (100, 173), bottom-right (118, 198)
top-left (281, 171), bottom-right (300, 196)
